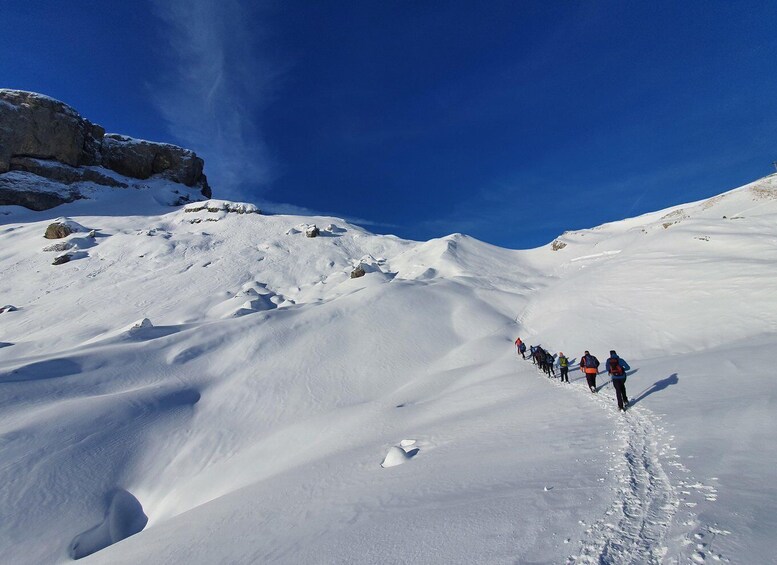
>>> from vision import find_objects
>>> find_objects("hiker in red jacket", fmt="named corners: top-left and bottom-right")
top-left (580, 350), bottom-right (600, 393)
top-left (514, 337), bottom-right (525, 359)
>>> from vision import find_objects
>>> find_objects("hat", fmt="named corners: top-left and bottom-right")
top-left (610, 350), bottom-right (617, 356)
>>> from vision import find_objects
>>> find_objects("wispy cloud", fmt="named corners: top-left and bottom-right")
top-left (149, 0), bottom-right (279, 200)
top-left (256, 198), bottom-right (399, 229)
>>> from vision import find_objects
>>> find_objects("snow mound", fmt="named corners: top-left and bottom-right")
top-left (69, 490), bottom-right (148, 560)
top-left (381, 444), bottom-right (420, 468)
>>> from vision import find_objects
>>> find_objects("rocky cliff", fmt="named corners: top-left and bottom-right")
top-left (0, 90), bottom-right (211, 210)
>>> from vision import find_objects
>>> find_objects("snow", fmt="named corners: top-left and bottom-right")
top-left (1, 173), bottom-right (776, 563)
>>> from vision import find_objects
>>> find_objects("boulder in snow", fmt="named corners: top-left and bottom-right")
top-left (52, 253), bottom-right (72, 265)
top-left (350, 265), bottom-right (366, 279)
top-left (0, 305), bottom-right (17, 313)
top-left (44, 221), bottom-right (74, 239)
top-left (305, 225), bottom-right (320, 238)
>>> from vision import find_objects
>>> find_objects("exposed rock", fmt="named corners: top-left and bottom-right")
top-left (305, 225), bottom-right (320, 238)
top-left (0, 89), bottom-right (212, 210)
top-left (183, 200), bottom-right (260, 214)
top-left (0, 174), bottom-right (79, 210)
top-left (10, 157), bottom-right (127, 188)
top-left (551, 240), bottom-right (567, 251)
top-left (43, 241), bottom-right (74, 252)
top-left (130, 318), bottom-right (153, 330)
top-left (44, 222), bottom-right (74, 239)
top-left (101, 134), bottom-right (210, 196)
top-left (88, 229), bottom-right (97, 238)
top-left (0, 90), bottom-right (103, 173)
top-left (350, 265), bottom-right (366, 279)
top-left (52, 254), bottom-right (71, 265)
top-left (0, 305), bottom-right (18, 313)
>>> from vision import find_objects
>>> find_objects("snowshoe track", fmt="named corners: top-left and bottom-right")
top-left (558, 380), bottom-right (680, 564)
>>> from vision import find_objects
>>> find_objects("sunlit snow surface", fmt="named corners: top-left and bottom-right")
top-left (1, 176), bottom-right (776, 564)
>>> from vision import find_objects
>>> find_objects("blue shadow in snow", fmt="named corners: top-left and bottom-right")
top-left (630, 373), bottom-right (679, 406)
top-left (1, 358), bottom-right (82, 383)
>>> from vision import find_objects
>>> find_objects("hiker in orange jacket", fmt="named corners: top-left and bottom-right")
top-left (580, 350), bottom-right (600, 393)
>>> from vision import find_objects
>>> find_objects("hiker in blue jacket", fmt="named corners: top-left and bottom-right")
top-left (606, 350), bottom-right (631, 411)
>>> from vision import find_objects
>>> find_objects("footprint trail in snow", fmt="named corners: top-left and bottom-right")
top-left (534, 375), bottom-right (728, 565)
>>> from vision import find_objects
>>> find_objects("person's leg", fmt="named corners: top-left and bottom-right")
top-left (622, 381), bottom-right (629, 406)
top-left (613, 380), bottom-right (624, 409)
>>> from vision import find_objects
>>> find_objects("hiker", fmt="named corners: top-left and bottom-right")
top-left (607, 350), bottom-right (631, 411)
top-left (580, 350), bottom-right (600, 392)
top-left (529, 345), bottom-right (537, 364)
top-left (558, 352), bottom-right (569, 382)
top-left (515, 337), bottom-right (526, 359)
top-left (545, 350), bottom-right (556, 377)
top-left (535, 346), bottom-right (546, 371)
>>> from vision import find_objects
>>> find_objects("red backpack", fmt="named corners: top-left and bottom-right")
top-left (608, 357), bottom-right (624, 376)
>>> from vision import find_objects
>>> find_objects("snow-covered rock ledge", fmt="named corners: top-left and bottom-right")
top-left (183, 200), bottom-right (261, 215)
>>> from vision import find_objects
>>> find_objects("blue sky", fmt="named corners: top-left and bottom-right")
top-left (3, 1), bottom-right (776, 248)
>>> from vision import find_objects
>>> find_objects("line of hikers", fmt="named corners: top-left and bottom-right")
top-left (514, 338), bottom-right (632, 411)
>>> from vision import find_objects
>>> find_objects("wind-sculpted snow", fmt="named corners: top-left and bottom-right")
top-left (0, 174), bottom-right (776, 563)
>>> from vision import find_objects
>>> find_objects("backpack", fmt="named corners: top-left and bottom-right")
top-left (519, 343), bottom-right (526, 353)
top-left (559, 355), bottom-right (568, 368)
top-left (608, 357), bottom-right (624, 376)
top-left (583, 354), bottom-right (598, 368)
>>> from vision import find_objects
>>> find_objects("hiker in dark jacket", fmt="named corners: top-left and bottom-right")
top-left (580, 350), bottom-right (600, 392)
top-left (545, 351), bottom-right (556, 377)
top-left (529, 346), bottom-right (537, 364)
top-left (537, 347), bottom-right (548, 374)
top-left (533, 346), bottom-right (544, 368)
top-left (558, 352), bottom-right (569, 383)
top-left (606, 350), bottom-right (631, 411)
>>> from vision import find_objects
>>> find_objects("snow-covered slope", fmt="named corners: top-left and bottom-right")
top-left (1, 175), bottom-right (776, 564)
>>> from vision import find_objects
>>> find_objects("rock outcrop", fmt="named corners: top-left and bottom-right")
top-left (0, 89), bottom-right (211, 210)
top-left (101, 134), bottom-right (208, 190)
top-left (0, 90), bottom-right (104, 173)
